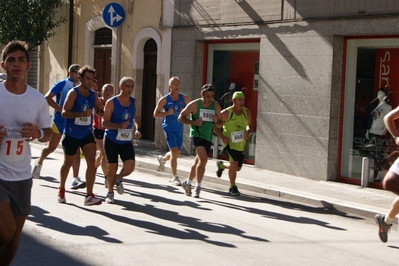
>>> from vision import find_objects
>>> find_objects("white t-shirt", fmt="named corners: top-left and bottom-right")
top-left (0, 82), bottom-right (50, 181)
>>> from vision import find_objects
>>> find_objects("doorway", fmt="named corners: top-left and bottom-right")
top-left (206, 41), bottom-right (260, 164)
top-left (93, 48), bottom-right (111, 90)
top-left (141, 39), bottom-right (157, 141)
top-left (93, 27), bottom-right (112, 89)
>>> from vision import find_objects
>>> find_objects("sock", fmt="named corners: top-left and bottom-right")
top-left (385, 215), bottom-right (394, 225)
top-left (187, 179), bottom-right (192, 185)
top-left (172, 175), bottom-right (178, 178)
top-left (196, 182), bottom-right (201, 187)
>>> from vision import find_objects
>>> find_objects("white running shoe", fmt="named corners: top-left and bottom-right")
top-left (84, 194), bottom-right (102, 206)
top-left (181, 180), bottom-right (192, 197)
top-left (115, 179), bottom-right (124, 195)
top-left (58, 188), bottom-right (66, 203)
top-left (171, 176), bottom-right (181, 186)
top-left (70, 177), bottom-right (86, 190)
top-left (157, 155), bottom-right (165, 172)
top-left (32, 160), bottom-right (42, 179)
top-left (105, 192), bottom-right (115, 204)
top-left (194, 186), bottom-right (201, 198)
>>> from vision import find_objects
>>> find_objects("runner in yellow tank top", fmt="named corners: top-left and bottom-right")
top-left (214, 91), bottom-right (252, 196)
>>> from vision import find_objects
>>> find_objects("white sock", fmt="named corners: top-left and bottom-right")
top-left (187, 179), bottom-right (192, 185)
top-left (385, 215), bottom-right (394, 225)
top-left (196, 182), bottom-right (201, 187)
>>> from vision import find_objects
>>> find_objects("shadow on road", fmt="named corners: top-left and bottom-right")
top-left (13, 229), bottom-right (91, 266)
top-left (126, 180), bottom-right (352, 231)
top-left (27, 205), bottom-right (121, 243)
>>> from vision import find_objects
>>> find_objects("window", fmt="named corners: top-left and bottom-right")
top-left (94, 28), bottom-right (112, 45)
top-left (341, 37), bottom-right (399, 183)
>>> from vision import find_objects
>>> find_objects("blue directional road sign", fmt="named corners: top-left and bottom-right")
top-left (102, 2), bottom-right (125, 27)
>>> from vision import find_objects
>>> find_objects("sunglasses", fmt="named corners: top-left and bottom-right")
top-left (201, 84), bottom-right (215, 91)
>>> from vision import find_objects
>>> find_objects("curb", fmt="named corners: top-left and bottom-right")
top-left (135, 159), bottom-right (395, 223)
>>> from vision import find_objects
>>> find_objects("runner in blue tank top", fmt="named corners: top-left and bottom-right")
top-left (103, 77), bottom-right (142, 204)
top-left (104, 96), bottom-right (136, 143)
top-left (153, 76), bottom-right (190, 186)
top-left (162, 94), bottom-right (186, 132)
top-left (64, 86), bottom-right (96, 138)
top-left (32, 64), bottom-right (83, 191)
top-left (60, 65), bottom-right (104, 206)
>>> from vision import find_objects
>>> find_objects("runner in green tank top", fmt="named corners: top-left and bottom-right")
top-left (178, 84), bottom-right (222, 198)
top-left (214, 91), bottom-right (252, 196)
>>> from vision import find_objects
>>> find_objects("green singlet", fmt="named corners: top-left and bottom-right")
top-left (222, 107), bottom-right (249, 151)
top-left (189, 99), bottom-right (216, 142)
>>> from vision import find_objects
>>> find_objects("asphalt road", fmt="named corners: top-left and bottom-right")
top-left (10, 145), bottom-right (399, 266)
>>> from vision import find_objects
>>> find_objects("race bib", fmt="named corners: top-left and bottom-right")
top-left (231, 130), bottom-right (244, 143)
top-left (199, 109), bottom-right (215, 122)
top-left (74, 116), bottom-right (91, 126)
top-left (116, 129), bottom-right (132, 141)
top-left (0, 127), bottom-right (26, 162)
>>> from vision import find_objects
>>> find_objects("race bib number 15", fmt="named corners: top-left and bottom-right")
top-left (0, 127), bottom-right (26, 162)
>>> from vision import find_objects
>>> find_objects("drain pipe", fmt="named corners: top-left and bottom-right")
top-left (67, 0), bottom-right (74, 67)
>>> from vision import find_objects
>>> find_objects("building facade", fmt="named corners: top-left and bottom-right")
top-left (169, 0), bottom-right (399, 187)
top-left (40, 0), bottom-right (399, 187)
top-left (41, 0), bottom-right (174, 148)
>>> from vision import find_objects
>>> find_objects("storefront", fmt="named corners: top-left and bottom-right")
top-left (340, 36), bottom-right (399, 187)
top-left (204, 40), bottom-right (260, 164)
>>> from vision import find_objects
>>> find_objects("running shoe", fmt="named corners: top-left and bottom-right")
top-left (229, 185), bottom-right (241, 196)
top-left (172, 176), bottom-right (181, 186)
top-left (181, 180), bottom-right (192, 196)
top-left (194, 186), bottom-right (201, 198)
top-left (157, 155), bottom-right (165, 172)
top-left (58, 188), bottom-right (66, 203)
top-left (216, 160), bottom-right (224, 178)
top-left (105, 192), bottom-right (115, 204)
top-left (84, 194), bottom-right (102, 206)
top-left (375, 214), bottom-right (392, 243)
top-left (32, 160), bottom-right (42, 179)
top-left (115, 179), bottom-right (124, 195)
top-left (70, 177), bottom-right (86, 190)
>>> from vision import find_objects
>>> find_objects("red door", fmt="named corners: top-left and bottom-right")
top-left (94, 48), bottom-right (111, 90)
top-left (229, 51), bottom-right (259, 132)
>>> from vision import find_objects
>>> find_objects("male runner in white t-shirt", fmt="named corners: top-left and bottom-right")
top-left (0, 40), bottom-right (52, 265)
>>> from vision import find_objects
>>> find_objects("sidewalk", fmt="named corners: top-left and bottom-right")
top-left (30, 140), bottom-right (397, 224)
top-left (133, 144), bottom-right (397, 224)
